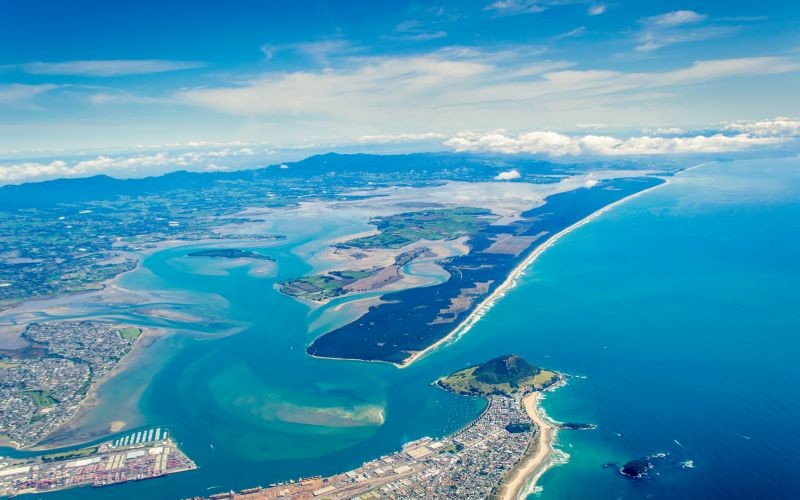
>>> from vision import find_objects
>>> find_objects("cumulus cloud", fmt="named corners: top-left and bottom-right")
top-left (494, 169), bottom-right (521, 180)
top-left (723, 117), bottom-right (800, 137)
top-left (22, 60), bottom-right (205, 77)
top-left (0, 147), bottom-right (262, 184)
top-left (642, 127), bottom-right (685, 135)
top-left (444, 130), bottom-right (788, 156)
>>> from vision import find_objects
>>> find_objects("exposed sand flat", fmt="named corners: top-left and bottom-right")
top-left (311, 235), bottom-right (469, 275)
top-left (109, 420), bottom-right (126, 432)
top-left (12, 325), bottom-right (169, 451)
top-left (0, 236), bottom-right (259, 328)
top-left (289, 237), bottom-right (468, 309)
top-left (400, 179), bottom-right (669, 368)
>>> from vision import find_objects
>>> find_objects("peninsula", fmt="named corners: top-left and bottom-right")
top-left (439, 355), bottom-right (563, 500)
top-left (0, 427), bottom-right (196, 496)
top-left (307, 176), bottom-right (665, 365)
top-left (0, 321), bottom-right (145, 449)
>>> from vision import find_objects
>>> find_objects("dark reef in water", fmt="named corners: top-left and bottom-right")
top-left (620, 458), bottom-right (653, 478)
top-left (616, 452), bottom-right (688, 480)
top-left (307, 176), bottom-right (666, 365)
top-left (560, 422), bottom-right (597, 431)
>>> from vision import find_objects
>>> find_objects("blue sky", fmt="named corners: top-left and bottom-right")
top-left (1, 0), bottom-right (799, 180)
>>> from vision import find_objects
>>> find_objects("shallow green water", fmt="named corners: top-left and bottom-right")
top-left (10, 158), bottom-right (800, 499)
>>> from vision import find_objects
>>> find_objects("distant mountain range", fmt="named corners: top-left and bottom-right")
top-left (0, 152), bottom-right (654, 209)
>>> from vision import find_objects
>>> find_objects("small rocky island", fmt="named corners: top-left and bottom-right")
top-left (560, 422), bottom-right (597, 431)
top-left (437, 354), bottom-right (561, 396)
top-left (620, 458), bottom-right (653, 478)
top-left (187, 248), bottom-right (274, 260)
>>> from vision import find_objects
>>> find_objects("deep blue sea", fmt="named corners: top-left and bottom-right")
top-left (438, 157), bottom-right (800, 499)
top-left (9, 157), bottom-right (800, 499)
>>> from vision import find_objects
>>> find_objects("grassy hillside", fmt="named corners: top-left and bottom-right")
top-left (438, 355), bottom-right (560, 396)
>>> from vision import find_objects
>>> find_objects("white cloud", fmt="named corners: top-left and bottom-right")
top-left (178, 53), bottom-right (493, 117)
top-left (22, 60), bottom-right (205, 77)
top-left (358, 132), bottom-right (446, 143)
top-left (634, 10), bottom-right (737, 52)
top-left (0, 147), bottom-right (264, 184)
top-left (588, 4), bottom-right (606, 16)
top-left (387, 20), bottom-right (447, 41)
top-left (176, 49), bottom-right (800, 135)
top-left (642, 10), bottom-right (707, 28)
top-left (485, 1), bottom-right (545, 14)
top-left (444, 130), bottom-right (788, 156)
top-left (89, 91), bottom-right (168, 105)
top-left (723, 117), bottom-right (800, 137)
top-left (552, 27), bottom-right (586, 41)
top-left (0, 84), bottom-right (58, 104)
top-left (575, 123), bottom-right (607, 130)
top-left (260, 39), bottom-right (357, 67)
top-left (642, 127), bottom-right (685, 135)
top-left (495, 169), bottom-right (521, 180)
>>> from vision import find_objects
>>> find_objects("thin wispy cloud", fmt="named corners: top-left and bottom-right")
top-left (176, 49), bottom-right (800, 136)
top-left (0, 83), bottom-right (59, 104)
top-left (21, 60), bottom-right (205, 77)
top-left (3, 2), bottom-right (798, 153)
top-left (575, 123), bottom-right (606, 130)
top-left (642, 10), bottom-right (708, 28)
top-left (358, 132), bottom-right (446, 143)
top-left (385, 20), bottom-right (448, 41)
top-left (552, 27), bottom-right (586, 41)
top-left (634, 10), bottom-right (741, 52)
top-left (587, 4), bottom-right (606, 16)
top-left (484, 0), bottom-right (545, 15)
top-left (485, 0), bottom-right (605, 16)
top-left (258, 39), bottom-right (355, 66)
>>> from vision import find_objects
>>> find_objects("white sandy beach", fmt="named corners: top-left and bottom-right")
top-left (495, 391), bottom-right (557, 500)
top-left (400, 179), bottom-right (670, 368)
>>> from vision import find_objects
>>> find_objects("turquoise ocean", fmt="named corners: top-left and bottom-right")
top-left (10, 157), bottom-right (800, 499)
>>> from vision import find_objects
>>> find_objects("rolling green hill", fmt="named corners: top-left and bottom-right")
top-left (438, 355), bottom-right (560, 397)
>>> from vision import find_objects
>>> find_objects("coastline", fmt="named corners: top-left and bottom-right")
top-left (495, 390), bottom-right (558, 500)
top-left (1, 235), bottom-right (286, 320)
top-left (1, 325), bottom-right (168, 452)
top-left (399, 178), bottom-right (670, 368)
top-left (0, 236), bottom-right (284, 453)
